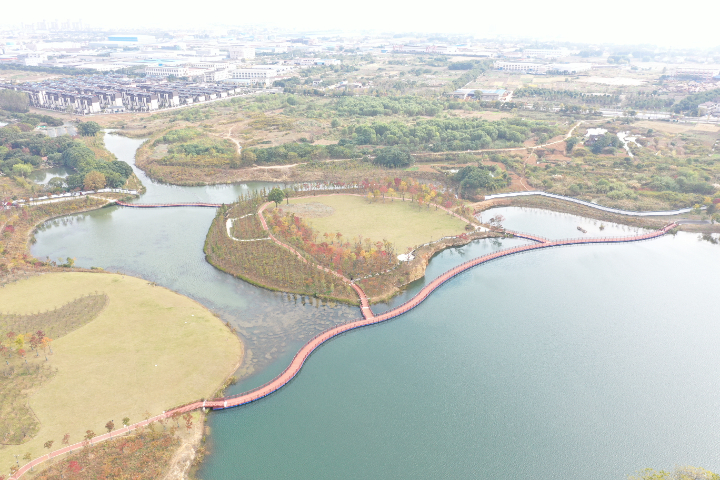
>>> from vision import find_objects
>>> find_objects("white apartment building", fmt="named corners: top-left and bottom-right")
top-left (145, 65), bottom-right (190, 77)
top-left (495, 61), bottom-right (548, 74)
top-left (228, 47), bottom-right (255, 60)
top-left (204, 69), bottom-right (230, 82)
top-left (229, 68), bottom-right (280, 85)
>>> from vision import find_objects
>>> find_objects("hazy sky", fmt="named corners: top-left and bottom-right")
top-left (2, 0), bottom-right (719, 49)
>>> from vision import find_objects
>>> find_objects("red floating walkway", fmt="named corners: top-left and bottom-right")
top-left (115, 201), bottom-right (223, 208)
top-left (10, 222), bottom-right (677, 479)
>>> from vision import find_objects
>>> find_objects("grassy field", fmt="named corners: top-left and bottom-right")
top-left (286, 194), bottom-right (468, 253)
top-left (0, 272), bottom-right (242, 472)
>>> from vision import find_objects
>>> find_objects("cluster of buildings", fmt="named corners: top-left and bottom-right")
top-left (699, 102), bottom-right (720, 117)
top-left (143, 62), bottom-right (298, 86)
top-left (672, 67), bottom-right (720, 81)
top-left (0, 75), bottom-right (250, 114)
top-left (494, 61), bottom-right (594, 75)
top-left (661, 80), bottom-right (720, 94)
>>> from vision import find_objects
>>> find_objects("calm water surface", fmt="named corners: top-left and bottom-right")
top-left (31, 133), bottom-right (720, 479)
top-left (28, 166), bottom-right (70, 185)
top-left (202, 233), bottom-right (720, 480)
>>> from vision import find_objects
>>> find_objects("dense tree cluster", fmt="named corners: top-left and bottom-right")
top-left (648, 173), bottom-right (716, 195)
top-left (453, 164), bottom-right (510, 197)
top-left (246, 142), bottom-right (358, 165)
top-left (0, 124), bottom-right (133, 190)
top-left (586, 132), bottom-right (622, 154)
top-left (60, 144), bottom-right (133, 189)
top-left (0, 90), bottom-right (30, 113)
top-left (76, 121), bottom-right (102, 137)
top-left (0, 110), bottom-right (64, 128)
top-left (333, 95), bottom-right (446, 117)
top-left (348, 117), bottom-right (555, 151)
top-left (243, 118), bottom-right (557, 165)
top-left (673, 89), bottom-right (720, 115)
top-left (373, 147), bottom-right (413, 168)
top-left (0, 125), bottom-right (74, 176)
top-left (514, 87), bottom-right (620, 106)
top-left (447, 61), bottom-right (476, 70)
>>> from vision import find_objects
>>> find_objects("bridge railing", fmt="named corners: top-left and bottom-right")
top-left (503, 230), bottom-right (550, 242)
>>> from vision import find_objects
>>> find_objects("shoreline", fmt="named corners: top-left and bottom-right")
top-left (9, 183), bottom-right (710, 479)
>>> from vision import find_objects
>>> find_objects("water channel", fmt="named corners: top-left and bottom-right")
top-left (31, 133), bottom-right (720, 479)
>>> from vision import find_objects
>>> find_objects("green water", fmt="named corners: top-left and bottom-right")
top-left (31, 133), bottom-right (359, 374)
top-left (30, 133), bottom-right (720, 479)
top-left (202, 233), bottom-right (720, 480)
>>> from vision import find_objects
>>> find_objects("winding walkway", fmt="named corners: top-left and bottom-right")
top-left (115, 201), bottom-right (223, 208)
top-left (483, 191), bottom-right (700, 216)
top-left (11, 221), bottom-right (677, 479)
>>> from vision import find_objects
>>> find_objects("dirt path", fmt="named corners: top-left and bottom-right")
top-left (223, 126), bottom-right (242, 156)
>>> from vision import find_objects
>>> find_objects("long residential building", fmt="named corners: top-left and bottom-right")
top-left (145, 65), bottom-right (190, 77)
top-left (494, 61), bottom-right (548, 74)
top-left (0, 75), bottom-right (250, 114)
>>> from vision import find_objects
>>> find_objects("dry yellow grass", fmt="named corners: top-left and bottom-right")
top-left (0, 272), bottom-right (242, 470)
top-left (287, 194), bottom-right (467, 253)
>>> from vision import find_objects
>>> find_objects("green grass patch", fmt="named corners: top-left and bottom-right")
top-left (288, 195), bottom-right (467, 253)
top-left (0, 272), bottom-right (242, 469)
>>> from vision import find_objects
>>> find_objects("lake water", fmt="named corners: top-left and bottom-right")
top-left (31, 133), bottom-right (720, 479)
top-left (28, 166), bottom-right (71, 185)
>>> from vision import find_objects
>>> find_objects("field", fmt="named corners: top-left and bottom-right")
top-left (286, 194), bottom-right (468, 253)
top-left (0, 272), bottom-right (242, 471)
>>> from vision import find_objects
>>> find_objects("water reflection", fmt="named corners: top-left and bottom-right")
top-left (28, 165), bottom-right (71, 185)
top-left (32, 133), bottom-right (358, 378)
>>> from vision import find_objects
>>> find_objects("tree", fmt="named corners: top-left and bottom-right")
top-left (330, 118), bottom-right (341, 128)
top-left (105, 420), bottom-right (114, 432)
top-left (76, 121), bottom-right (102, 137)
top-left (122, 417), bottom-right (130, 427)
top-left (61, 146), bottom-right (94, 170)
top-left (268, 187), bottom-right (285, 207)
top-left (0, 89), bottom-right (29, 112)
top-left (83, 171), bottom-right (106, 191)
top-left (62, 433), bottom-right (70, 445)
top-left (47, 177), bottom-right (67, 191)
top-left (44, 440), bottom-right (54, 449)
top-left (565, 136), bottom-right (580, 154)
top-left (241, 148), bottom-right (256, 166)
top-left (373, 147), bottom-right (413, 168)
top-left (11, 163), bottom-right (32, 177)
top-left (84, 430), bottom-right (95, 442)
top-left (23, 452), bottom-right (31, 461)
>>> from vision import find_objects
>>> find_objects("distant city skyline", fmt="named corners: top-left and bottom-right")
top-left (1, 0), bottom-right (718, 49)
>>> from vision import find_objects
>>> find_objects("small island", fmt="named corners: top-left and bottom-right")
top-left (205, 179), bottom-right (500, 305)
